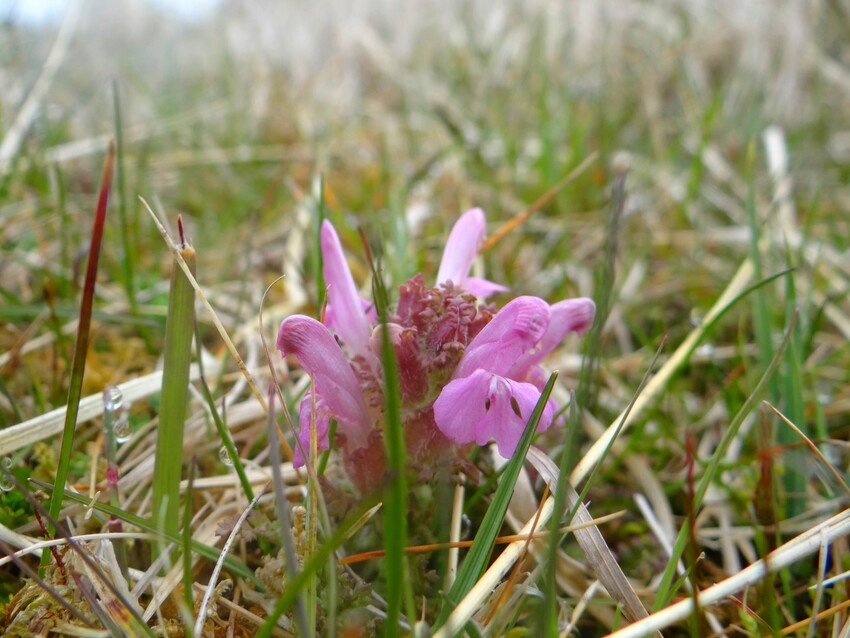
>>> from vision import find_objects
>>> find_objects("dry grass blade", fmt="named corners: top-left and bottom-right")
top-left (527, 447), bottom-right (650, 624)
top-left (0, 363), bottom-right (220, 457)
top-left (479, 152), bottom-right (599, 253)
top-left (606, 508), bottom-right (850, 638)
top-left (194, 486), bottom-right (266, 636)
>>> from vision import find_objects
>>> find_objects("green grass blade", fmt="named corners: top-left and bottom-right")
top-left (181, 460), bottom-right (196, 612)
top-left (434, 372), bottom-right (559, 630)
top-left (152, 216), bottom-right (196, 537)
top-left (378, 307), bottom-right (414, 634)
top-left (46, 142), bottom-right (115, 554)
top-left (111, 80), bottom-right (138, 317)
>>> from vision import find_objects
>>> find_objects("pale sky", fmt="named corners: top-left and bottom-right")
top-left (1, 0), bottom-right (223, 24)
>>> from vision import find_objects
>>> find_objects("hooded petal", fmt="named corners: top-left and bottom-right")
top-left (455, 296), bottom-right (550, 378)
top-left (437, 208), bottom-right (485, 286)
top-left (509, 297), bottom-right (596, 380)
top-left (321, 220), bottom-right (372, 359)
top-left (434, 369), bottom-right (555, 458)
top-left (437, 208), bottom-right (506, 298)
top-left (293, 393), bottom-right (331, 467)
top-left (277, 315), bottom-right (370, 447)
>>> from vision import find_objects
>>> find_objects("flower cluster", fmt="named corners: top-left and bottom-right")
top-left (277, 208), bottom-right (595, 492)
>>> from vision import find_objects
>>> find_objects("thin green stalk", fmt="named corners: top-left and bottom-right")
top-left (313, 174), bottom-right (326, 309)
top-left (575, 166), bottom-right (625, 429)
top-left (365, 232), bottom-right (414, 634)
top-left (152, 216), bottom-right (196, 537)
top-left (378, 300), bottom-right (414, 635)
top-left (194, 323), bottom-right (254, 501)
top-left (182, 460), bottom-right (196, 613)
top-left (112, 80), bottom-right (138, 317)
top-left (779, 244), bottom-right (806, 521)
top-left (45, 142), bottom-right (115, 565)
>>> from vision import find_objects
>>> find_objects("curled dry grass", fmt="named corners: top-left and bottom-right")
top-left (2, 0), bottom-right (850, 635)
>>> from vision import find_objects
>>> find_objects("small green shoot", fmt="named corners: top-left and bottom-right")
top-left (152, 216), bottom-right (196, 537)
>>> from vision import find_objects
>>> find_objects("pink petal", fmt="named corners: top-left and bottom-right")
top-left (321, 220), bottom-right (371, 359)
top-left (323, 297), bottom-right (376, 336)
top-left (277, 315), bottom-right (370, 447)
top-left (509, 297), bottom-right (596, 380)
top-left (436, 208), bottom-right (486, 287)
top-left (293, 393), bottom-right (331, 467)
top-left (462, 276), bottom-right (509, 299)
top-left (455, 296), bottom-right (550, 378)
top-left (433, 370), bottom-right (555, 458)
top-left (476, 376), bottom-right (555, 458)
top-left (433, 370), bottom-right (490, 446)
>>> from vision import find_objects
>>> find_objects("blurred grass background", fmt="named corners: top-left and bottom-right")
top-left (3, 0), bottom-right (850, 633)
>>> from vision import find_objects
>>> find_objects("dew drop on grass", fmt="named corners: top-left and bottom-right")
top-left (0, 458), bottom-right (13, 492)
top-left (695, 343), bottom-right (716, 358)
top-left (461, 514), bottom-right (473, 539)
top-left (113, 409), bottom-right (132, 443)
top-left (219, 446), bottom-right (234, 466)
top-left (103, 385), bottom-right (124, 412)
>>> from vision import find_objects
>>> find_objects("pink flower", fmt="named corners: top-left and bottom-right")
top-left (436, 208), bottom-right (507, 298)
top-left (433, 296), bottom-right (595, 458)
top-left (277, 208), bottom-right (594, 485)
top-left (276, 315), bottom-right (371, 466)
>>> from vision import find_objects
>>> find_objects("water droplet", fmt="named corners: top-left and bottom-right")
top-left (113, 411), bottom-right (132, 443)
top-left (219, 446), bottom-right (234, 466)
top-left (103, 385), bottom-right (124, 412)
top-left (460, 514), bottom-right (473, 540)
top-left (0, 459), bottom-right (12, 492)
top-left (695, 344), bottom-right (716, 358)
top-left (689, 314), bottom-right (703, 327)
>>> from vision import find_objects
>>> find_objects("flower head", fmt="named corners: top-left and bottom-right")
top-left (276, 209), bottom-right (594, 490)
